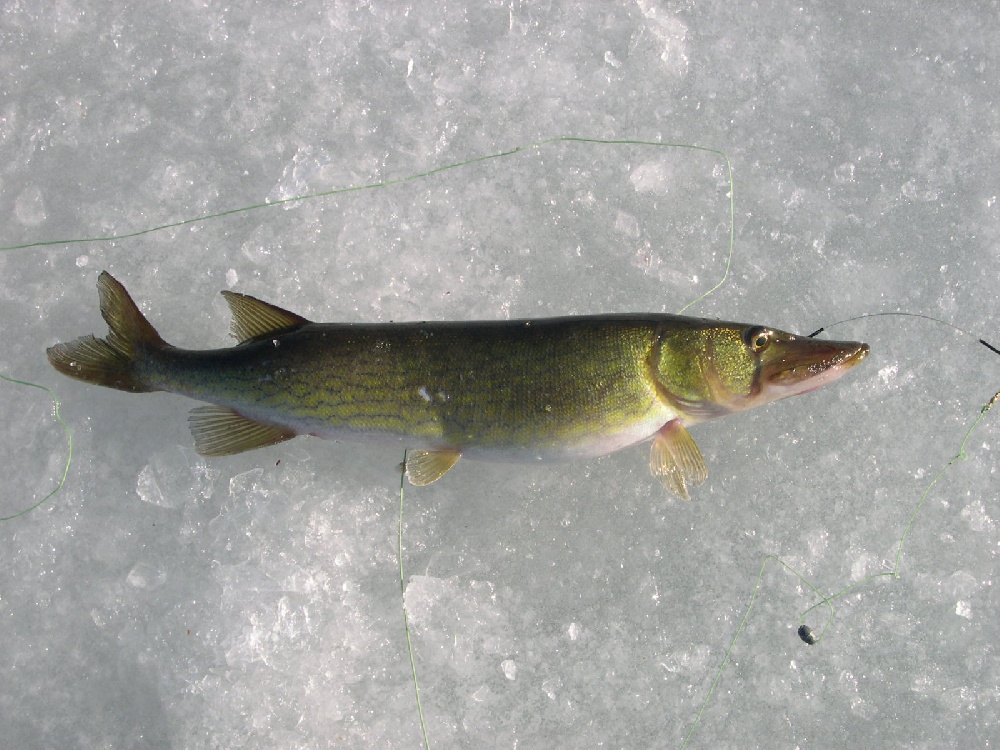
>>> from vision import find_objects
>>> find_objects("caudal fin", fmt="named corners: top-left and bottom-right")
top-left (46, 271), bottom-right (167, 393)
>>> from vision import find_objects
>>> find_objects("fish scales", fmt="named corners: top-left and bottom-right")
top-left (47, 272), bottom-right (869, 495)
top-left (141, 318), bottom-right (669, 455)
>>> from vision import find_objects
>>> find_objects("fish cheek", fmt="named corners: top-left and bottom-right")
top-left (653, 333), bottom-right (713, 404)
top-left (706, 334), bottom-right (757, 401)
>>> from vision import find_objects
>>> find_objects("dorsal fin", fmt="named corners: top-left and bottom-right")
top-left (220, 290), bottom-right (311, 343)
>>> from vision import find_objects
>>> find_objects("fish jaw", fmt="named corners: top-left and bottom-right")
top-left (754, 335), bottom-right (869, 404)
top-left (650, 320), bottom-right (870, 424)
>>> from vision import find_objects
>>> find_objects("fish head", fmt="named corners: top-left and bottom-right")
top-left (652, 320), bottom-right (869, 423)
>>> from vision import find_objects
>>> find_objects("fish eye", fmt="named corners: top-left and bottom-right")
top-left (743, 326), bottom-right (771, 353)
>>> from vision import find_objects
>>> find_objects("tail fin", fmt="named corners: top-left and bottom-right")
top-left (46, 272), bottom-right (167, 393)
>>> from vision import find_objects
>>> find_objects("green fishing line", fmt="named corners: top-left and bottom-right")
top-left (0, 373), bottom-right (73, 521)
top-left (0, 136), bottom-right (736, 316)
top-left (398, 450), bottom-right (431, 750)
top-left (680, 380), bottom-right (998, 749)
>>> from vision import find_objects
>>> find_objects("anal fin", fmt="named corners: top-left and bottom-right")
top-left (188, 405), bottom-right (297, 456)
top-left (406, 449), bottom-right (462, 486)
top-left (650, 421), bottom-right (708, 500)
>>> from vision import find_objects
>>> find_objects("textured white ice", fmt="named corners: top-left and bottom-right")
top-left (1, 2), bottom-right (997, 748)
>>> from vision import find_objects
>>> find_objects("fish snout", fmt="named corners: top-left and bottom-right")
top-left (761, 337), bottom-right (870, 396)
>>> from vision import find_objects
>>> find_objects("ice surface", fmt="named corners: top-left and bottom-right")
top-left (2, 1), bottom-right (998, 748)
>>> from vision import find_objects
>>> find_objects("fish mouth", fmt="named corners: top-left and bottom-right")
top-left (760, 337), bottom-right (869, 398)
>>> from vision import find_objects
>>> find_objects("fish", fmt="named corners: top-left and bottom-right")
top-left (47, 272), bottom-right (869, 498)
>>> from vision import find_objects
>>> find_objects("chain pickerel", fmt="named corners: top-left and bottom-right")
top-left (47, 272), bottom-right (869, 497)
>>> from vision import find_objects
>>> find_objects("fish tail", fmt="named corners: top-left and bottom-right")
top-left (47, 271), bottom-right (167, 393)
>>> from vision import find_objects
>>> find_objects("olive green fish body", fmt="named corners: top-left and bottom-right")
top-left (48, 272), bottom-right (869, 496)
top-left (141, 317), bottom-right (675, 461)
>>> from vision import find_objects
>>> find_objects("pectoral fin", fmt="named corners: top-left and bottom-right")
top-left (188, 405), bottom-right (297, 456)
top-left (406, 449), bottom-right (462, 486)
top-left (649, 421), bottom-right (708, 500)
